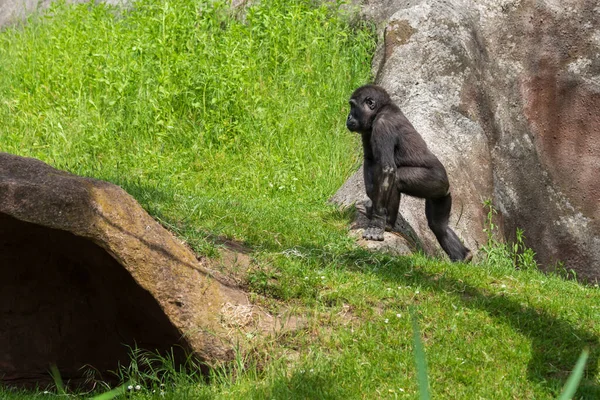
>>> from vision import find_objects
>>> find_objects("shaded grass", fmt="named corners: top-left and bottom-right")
top-left (1, 250), bottom-right (599, 398)
top-left (0, 0), bottom-right (599, 399)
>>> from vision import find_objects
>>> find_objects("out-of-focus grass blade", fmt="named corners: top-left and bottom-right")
top-left (410, 306), bottom-right (430, 400)
top-left (90, 381), bottom-right (131, 400)
top-left (49, 364), bottom-right (65, 395)
top-left (557, 348), bottom-right (589, 400)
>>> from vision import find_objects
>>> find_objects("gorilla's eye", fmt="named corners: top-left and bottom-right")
top-left (365, 97), bottom-right (375, 109)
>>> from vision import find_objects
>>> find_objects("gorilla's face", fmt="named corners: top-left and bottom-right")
top-left (346, 85), bottom-right (390, 133)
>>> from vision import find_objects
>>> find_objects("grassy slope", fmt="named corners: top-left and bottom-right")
top-left (0, 0), bottom-right (598, 398)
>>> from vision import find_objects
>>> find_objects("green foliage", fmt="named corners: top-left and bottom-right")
top-left (49, 363), bottom-right (130, 399)
top-left (410, 313), bottom-right (590, 400)
top-left (112, 347), bottom-right (211, 398)
top-left (481, 199), bottom-right (538, 271)
top-left (0, 0), bottom-right (374, 250)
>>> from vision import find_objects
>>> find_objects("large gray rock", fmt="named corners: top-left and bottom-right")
top-left (335, 0), bottom-right (600, 280)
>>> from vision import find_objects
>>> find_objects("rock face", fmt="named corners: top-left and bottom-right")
top-left (334, 0), bottom-right (600, 280)
top-left (0, 152), bottom-right (250, 384)
top-left (0, 0), bottom-right (125, 28)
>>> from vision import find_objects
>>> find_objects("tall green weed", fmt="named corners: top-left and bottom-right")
top-left (0, 0), bottom-right (375, 248)
top-left (480, 200), bottom-right (538, 271)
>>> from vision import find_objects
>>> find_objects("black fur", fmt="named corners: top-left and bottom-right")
top-left (346, 84), bottom-right (471, 262)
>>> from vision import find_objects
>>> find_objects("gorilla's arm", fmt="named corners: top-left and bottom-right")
top-left (362, 118), bottom-right (397, 240)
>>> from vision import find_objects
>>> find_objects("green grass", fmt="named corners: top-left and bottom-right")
top-left (0, 0), bottom-right (371, 251)
top-left (0, 0), bottom-right (599, 399)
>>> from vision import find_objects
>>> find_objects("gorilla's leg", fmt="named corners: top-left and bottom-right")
top-left (364, 181), bottom-right (400, 231)
top-left (397, 166), bottom-right (449, 199)
top-left (386, 187), bottom-right (400, 230)
top-left (362, 187), bottom-right (399, 232)
top-left (362, 198), bottom-right (373, 219)
top-left (425, 194), bottom-right (471, 262)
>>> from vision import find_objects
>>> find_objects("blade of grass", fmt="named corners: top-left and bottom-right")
top-left (90, 381), bottom-right (131, 400)
top-left (48, 364), bottom-right (65, 395)
top-left (410, 306), bottom-right (430, 400)
top-left (557, 348), bottom-right (589, 400)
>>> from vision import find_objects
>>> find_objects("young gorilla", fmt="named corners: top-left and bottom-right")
top-left (346, 84), bottom-right (471, 262)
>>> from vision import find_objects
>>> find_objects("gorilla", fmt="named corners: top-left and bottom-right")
top-left (346, 84), bottom-right (471, 262)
